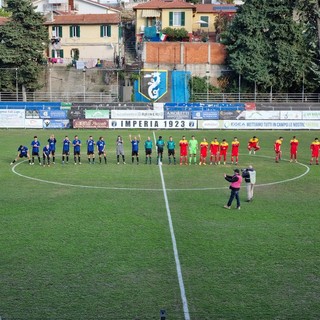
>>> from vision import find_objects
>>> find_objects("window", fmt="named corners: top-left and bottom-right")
top-left (100, 25), bottom-right (111, 37)
top-left (200, 16), bottom-right (209, 28)
top-left (169, 12), bottom-right (185, 27)
top-left (69, 25), bottom-right (80, 38)
top-left (71, 48), bottom-right (79, 61)
top-left (51, 49), bottom-right (64, 58)
top-left (52, 26), bottom-right (63, 38)
top-left (147, 17), bottom-right (156, 27)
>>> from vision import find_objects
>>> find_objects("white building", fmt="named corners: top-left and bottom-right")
top-left (33, 0), bottom-right (121, 15)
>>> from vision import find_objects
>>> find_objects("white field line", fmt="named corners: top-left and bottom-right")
top-left (11, 156), bottom-right (310, 192)
top-left (153, 131), bottom-right (191, 320)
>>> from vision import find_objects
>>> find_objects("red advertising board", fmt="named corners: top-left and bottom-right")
top-left (73, 119), bottom-right (109, 129)
top-left (245, 102), bottom-right (256, 110)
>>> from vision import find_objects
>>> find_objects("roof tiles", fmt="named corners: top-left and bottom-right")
top-left (133, 0), bottom-right (195, 10)
top-left (44, 13), bottom-right (120, 25)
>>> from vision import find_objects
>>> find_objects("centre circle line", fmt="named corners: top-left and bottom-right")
top-left (11, 155), bottom-right (310, 192)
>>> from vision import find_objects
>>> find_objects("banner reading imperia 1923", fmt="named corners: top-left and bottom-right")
top-left (110, 119), bottom-right (197, 129)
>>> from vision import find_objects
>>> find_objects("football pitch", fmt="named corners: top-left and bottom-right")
top-left (1, 129), bottom-right (319, 320)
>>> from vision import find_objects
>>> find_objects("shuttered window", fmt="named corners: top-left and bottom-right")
top-left (200, 16), bottom-right (208, 27)
top-left (70, 25), bottom-right (80, 38)
top-left (52, 26), bottom-right (63, 38)
top-left (169, 12), bottom-right (185, 27)
top-left (51, 49), bottom-right (64, 58)
top-left (100, 25), bottom-right (111, 37)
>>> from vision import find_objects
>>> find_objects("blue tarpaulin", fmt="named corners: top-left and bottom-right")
top-left (144, 26), bottom-right (157, 39)
top-left (171, 70), bottom-right (191, 103)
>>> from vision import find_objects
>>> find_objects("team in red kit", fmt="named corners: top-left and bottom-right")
top-left (10, 134), bottom-right (319, 166)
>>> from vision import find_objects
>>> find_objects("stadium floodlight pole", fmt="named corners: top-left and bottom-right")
top-left (254, 81), bottom-right (257, 102)
top-left (238, 73), bottom-right (241, 102)
top-left (206, 62), bottom-right (210, 102)
top-left (302, 72), bottom-right (305, 102)
top-left (49, 68), bottom-right (52, 101)
top-left (82, 68), bottom-right (86, 102)
top-left (15, 68), bottom-right (18, 101)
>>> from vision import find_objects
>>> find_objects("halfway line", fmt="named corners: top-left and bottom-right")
top-left (153, 132), bottom-right (190, 320)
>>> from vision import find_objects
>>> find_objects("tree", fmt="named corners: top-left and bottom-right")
top-left (189, 76), bottom-right (219, 101)
top-left (214, 12), bottom-right (234, 42)
top-left (0, 0), bottom-right (48, 94)
top-left (294, 0), bottom-right (320, 91)
top-left (0, 8), bottom-right (11, 17)
top-left (221, 0), bottom-right (313, 92)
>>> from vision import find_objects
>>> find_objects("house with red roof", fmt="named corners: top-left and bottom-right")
top-left (44, 13), bottom-right (121, 67)
top-left (33, 0), bottom-right (121, 15)
top-left (133, 0), bottom-right (196, 43)
top-left (133, 0), bottom-right (237, 43)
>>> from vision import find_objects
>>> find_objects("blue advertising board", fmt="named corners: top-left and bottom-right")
top-left (165, 111), bottom-right (191, 119)
top-left (43, 119), bottom-right (70, 129)
top-left (164, 102), bottom-right (245, 111)
top-left (39, 109), bottom-right (67, 119)
top-left (0, 102), bottom-right (61, 109)
top-left (192, 110), bottom-right (219, 120)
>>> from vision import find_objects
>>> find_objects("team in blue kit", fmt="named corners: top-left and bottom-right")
top-left (31, 136), bottom-right (41, 165)
top-left (73, 135), bottom-right (82, 165)
top-left (96, 136), bottom-right (107, 164)
top-left (129, 134), bottom-right (140, 164)
top-left (86, 135), bottom-right (96, 164)
top-left (42, 144), bottom-right (51, 167)
top-left (48, 134), bottom-right (57, 164)
top-left (10, 145), bottom-right (31, 165)
top-left (62, 136), bottom-right (71, 164)
top-left (10, 134), bottom-right (179, 166)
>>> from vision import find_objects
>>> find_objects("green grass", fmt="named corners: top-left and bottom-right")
top-left (0, 129), bottom-right (319, 320)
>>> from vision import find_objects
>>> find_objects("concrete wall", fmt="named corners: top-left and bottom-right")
top-left (143, 42), bottom-right (227, 85)
top-left (37, 66), bottom-right (119, 95)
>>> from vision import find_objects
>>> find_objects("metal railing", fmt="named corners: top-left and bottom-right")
top-left (191, 92), bottom-right (320, 103)
top-left (0, 92), bottom-right (119, 103)
top-left (1, 91), bottom-right (320, 104)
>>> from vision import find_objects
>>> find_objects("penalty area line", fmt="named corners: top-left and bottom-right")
top-left (153, 132), bottom-right (190, 320)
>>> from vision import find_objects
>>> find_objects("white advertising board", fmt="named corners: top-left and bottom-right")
top-left (197, 120), bottom-right (221, 129)
top-left (111, 110), bottom-right (164, 119)
top-left (280, 111), bottom-right (303, 120)
top-left (302, 111), bottom-right (320, 119)
top-left (153, 103), bottom-right (164, 111)
top-left (198, 120), bottom-right (320, 130)
top-left (109, 119), bottom-right (197, 129)
top-left (236, 110), bottom-right (280, 120)
top-left (0, 109), bottom-right (25, 127)
top-left (222, 120), bottom-right (320, 129)
top-left (24, 119), bottom-right (43, 128)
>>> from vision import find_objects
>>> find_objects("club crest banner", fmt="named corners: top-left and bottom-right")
top-left (138, 69), bottom-right (167, 102)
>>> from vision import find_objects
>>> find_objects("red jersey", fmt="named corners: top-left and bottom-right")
top-left (200, 141), bottom-right (209, 157)
top-left (290, 139), bottom-right (299, 153)
top-left (179, 139), bottom-right (188, 156)
top-left (231, 140), bottom-right (240, 156)
top-left (310, 140), bottom-right (320, 157)
top-left (248, 138), bottom-right (259, 148)
top-left (274, 139), bottom-right (282, 153)
top-left (210, 141), bottom-right (219, 155)
top-left (219, 141), bottom-right (229, 155)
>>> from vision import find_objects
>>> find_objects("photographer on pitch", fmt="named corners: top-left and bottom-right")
top-left (241, 165), bottom-right (256, 202)
top-left (224, 168), bottom-right (242, 210)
